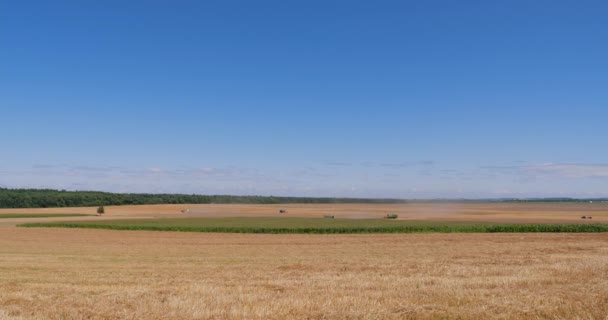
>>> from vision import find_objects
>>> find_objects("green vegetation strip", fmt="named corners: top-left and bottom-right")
top-left (17, 217), bottom-right (608, 233)
top-left (0, 214), bottom-right (93, 219)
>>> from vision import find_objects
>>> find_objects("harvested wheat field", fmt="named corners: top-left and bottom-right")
top-left (1, 227), bottom-right (608, 319)
top-left (1, 203), bottom-right (608, 319)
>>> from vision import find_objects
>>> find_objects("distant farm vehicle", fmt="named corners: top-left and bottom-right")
top-left (581, 216), bottom-right (592, 219)
top-left (384, 213), bottom-right (398, 219)
top-left (279, 209), bottom-right (288, 214)
top-left (323, 214), bottom-right (335, 219)
top-left (181, 209), bottom-right (190, 214)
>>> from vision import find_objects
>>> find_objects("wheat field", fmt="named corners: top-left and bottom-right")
top-left (2, 203), bottom-right (608, 319)
top-left (1, 221), bottom-right (608, 319)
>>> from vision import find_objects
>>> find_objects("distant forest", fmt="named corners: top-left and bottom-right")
top-left (0, 188), bottom-right (409, 208)
top-left (0, 188), bottom-right (605, 208)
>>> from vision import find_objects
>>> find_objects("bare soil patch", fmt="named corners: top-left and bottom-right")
top-left (1, 202), bottom-right (607, 225)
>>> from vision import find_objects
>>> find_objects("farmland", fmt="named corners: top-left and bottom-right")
top-left (2, 202), bottom-right (608, 223)
top-left (1, 202), bottom-right (608, 319)
top-left (0, 213), bottom-right (91, 219)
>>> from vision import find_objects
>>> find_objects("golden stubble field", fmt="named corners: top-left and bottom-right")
top-left (1, 203), bottom-right (608, 319)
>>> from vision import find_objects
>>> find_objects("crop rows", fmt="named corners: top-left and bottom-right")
top-left (19, 221), bottom-right (608, 233)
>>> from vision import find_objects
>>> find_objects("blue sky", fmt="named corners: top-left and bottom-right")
top-left (1, 0), bottom-right (607, 198)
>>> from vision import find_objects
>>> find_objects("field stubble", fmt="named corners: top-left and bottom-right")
top-left (1, 227), bottom-right (608, 319)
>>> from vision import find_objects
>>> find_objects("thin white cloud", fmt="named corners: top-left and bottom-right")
top-left (523, 163), bottom-right (608, 178)
top-left (326, 160), bottom-right (435, 168)
top-left (3, 162), bottom-right (608, 198)
top-left (482, 163), bottom-right (608, 179)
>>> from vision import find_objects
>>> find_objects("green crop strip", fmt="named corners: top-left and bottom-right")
top-left (18, 217), bottom-right (608, 234)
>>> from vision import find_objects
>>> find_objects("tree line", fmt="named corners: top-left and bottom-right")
top-left (0, 188), bottom-right (409, 208)
top-left (1, 188), bottom-right (604, 208)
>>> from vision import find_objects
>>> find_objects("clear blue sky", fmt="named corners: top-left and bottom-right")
top-left (1, 0), bottom-right (607, 198)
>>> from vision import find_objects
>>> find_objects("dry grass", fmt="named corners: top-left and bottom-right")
top-left (1, 226), bottom-right (608, 319)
